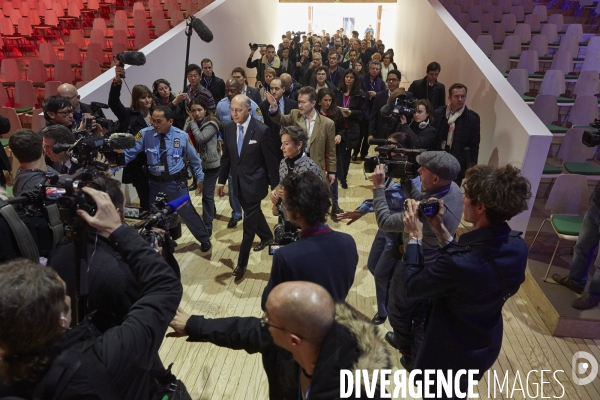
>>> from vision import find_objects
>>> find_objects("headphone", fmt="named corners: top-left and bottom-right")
top-left (418, 119), bottom-right (430, 130)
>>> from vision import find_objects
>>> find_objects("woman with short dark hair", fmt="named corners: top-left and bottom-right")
top-left (398, 99), bottom-right (437, 150)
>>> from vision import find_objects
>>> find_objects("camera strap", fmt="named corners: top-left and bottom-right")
top-left (46, 204), bottom-right (64, 249)
top-left (0, 198), bottom-right (39, 262)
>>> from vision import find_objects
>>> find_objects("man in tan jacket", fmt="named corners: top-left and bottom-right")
top-left (266, 86), bottom-right (336, 184)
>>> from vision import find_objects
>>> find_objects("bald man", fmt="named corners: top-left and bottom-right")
top-left (168, 281), bottom-right (392, 399)
top-left (56, 83), bottom-right (105, 129)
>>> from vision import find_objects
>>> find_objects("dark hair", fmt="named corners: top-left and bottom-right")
top-left (9, 129), bottom-right (42, 163)
top-left (386, 69), bottom-right (401, 82)
top-left (130, 84), bottom-right (154, 113)
top-left (201, 58), bottom-right (212, 67)
top-left (298, 86), bottom-right (317, 103)
top-left (388, 131), bottom-right (413, 149)
top-left (315, 65), bottom-right (328, 77)
top-left (281, 171), bottom-right (331, 225)
top-left (42, 95), bottom-right (71, 121)
top-left (189, 98), bottom-right (222, 130)
top-left (280, 125), bottom-right (308, 152)
top-left (339, 70), bottom-right (360, 96)
top-left (427, 61), bottom-right (441, 73)
top-left (415, 99), bottom-right (435, 124)
top-left (152, 78), bottom-right (173, 100)
top-left (317, 88), bottom-right (343, 124)
top-left (186, 63), bottom-right (202, 76)
top-left (266, 44), bottom-right (275, 50)
top-left (463, 164), bottom-right (532, 225)
top-left (383, 51), bottom-right (394, 63)
top-left (0, 258), bottom-right (68, 384)
top-left (353, 60), bottom-right (364, 75)
top-left (231, 67), bottom-right (247, 78)
top-left (154, 105), bottom-right (174, 121)
top-left (448, 83), bottom-right (468, 97)
top-left (327, 50), bottom-right (338, 59)
top-left (103, 177), bottom-right (124, 213)
top-left (41, 124), bottom-right (75, 145)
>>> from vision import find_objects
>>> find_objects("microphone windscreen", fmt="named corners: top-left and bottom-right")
top-left (108, 133), bottom-right (137, 149)
top-left (166, 195), bottom-right (190, 212)
top-left (368, 138), bottom-right (389, 146)
top-left (190, 18), bottom-right (213, 43)
top-left (115, 51), bottom-right (147, 66)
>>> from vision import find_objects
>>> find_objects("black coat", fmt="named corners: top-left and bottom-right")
top-left (404, 224), bottom-right (527, 386)
top-left (278, 59), bottom-right (296, 79)
top-left (258, 97), bottom-right (298, 160)
top-left (368, 90), bottom-right (389, 139)
top-left (335, 88), bottom-right (366, 149)
top-left (218, 117), bottom-right (280, 203)
top-left (245, 86), bottom-right (262, 105)
top-left (0, 227), bottom-right (182, 400)
top-left (0, 115), bottom-right (11, 181)
top-left (184, 304), bottom-right (391, 400)
top-left (0, 114), bottom-right (10, 135)
top-left (152, 95), bottom-right (185, 129)
top-left (200, 74), bottom-right (226, 103)
top-left (408, 78), bottom-right (446, 109)
top-left (399, 121), bottom-right (437, 150)
top-left (433, 105), bottom-right (480, 180)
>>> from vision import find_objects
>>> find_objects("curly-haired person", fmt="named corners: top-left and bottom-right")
top-left (402, 164), bottom-right (531, 398)
top-left (261, 171), bottom-right (358, 310)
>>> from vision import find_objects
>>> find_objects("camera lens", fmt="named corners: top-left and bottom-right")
top-left (363, 156), bottom-right (380, 173)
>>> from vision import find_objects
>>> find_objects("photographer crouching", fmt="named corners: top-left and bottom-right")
top-left (373, 151), bottom-right (463, 370)
top-left (402, 164), bottom-right (530, 398)
top-left (0, 187), bottom-right (184, 399)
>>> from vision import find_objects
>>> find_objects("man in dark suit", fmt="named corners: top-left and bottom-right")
top-left (258, 78), bottom-right (298, 160)
top-left (408, 62), bottom-right (446, 109)
top-left (232, 67), bottom-right (262, 105)
top-left (217, 95), bottom-right (280, 279)
top-left (368, 69), bottom-right (401, 140)
top-left (261, 171), bottom-right (358, 310)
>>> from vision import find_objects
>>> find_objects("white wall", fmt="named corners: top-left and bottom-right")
top-left (394, 0), bottom-right (552, 232)
top-left (78, 0), bottom-right (281, 114)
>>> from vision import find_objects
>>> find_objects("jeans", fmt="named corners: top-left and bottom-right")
top-left (331, 178), bottom-right (339, 208)
top-left (228, 173), bottom-right (242, 219)
top-left (149, 177), bottom-right (210, 244)
top-left (367, 229), bottom-right (398, 317)
top-left (201, 167), bottom-right (220, 234)
top-left (569, 203), bottom-right (600, 296)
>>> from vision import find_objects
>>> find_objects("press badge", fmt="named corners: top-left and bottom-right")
top-left (150, 164), bottom-right (166, 173)
top-left (173, 139), bottom-right (181, 158)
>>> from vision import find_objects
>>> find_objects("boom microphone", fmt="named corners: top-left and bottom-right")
top-left (107, 133), bottom-right (136, 149)
top-left (190, 16), bottom-right (213, 43)
top-left (52, 133), bottom-right (137, 154)
top-left (114, 51), bottom-right (146, 78)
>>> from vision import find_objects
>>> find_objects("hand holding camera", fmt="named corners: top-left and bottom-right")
top-left (371, 164), bottom-right (386, 189)
top-left (76, 187), bottom-right (123, 238)
top-left (403, 199), bottom-right (423, 239)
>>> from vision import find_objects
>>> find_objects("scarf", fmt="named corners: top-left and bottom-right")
top-left (445, 105), bottom-right (465, 149)
top-left (281, 58), bottom-right (290, 70)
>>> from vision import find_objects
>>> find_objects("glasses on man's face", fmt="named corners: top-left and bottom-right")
top-left (57, 110), bottom-right (74, 116)
top-left (387, 78), bottom-right (399, 83)
top-left (260, 313), bottom-right (287, 332)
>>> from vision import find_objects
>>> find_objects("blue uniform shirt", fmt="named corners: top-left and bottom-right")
top-left (125, 125), bottom-right (205, 182)
top-left (216, 97), bottom-right (264, 123)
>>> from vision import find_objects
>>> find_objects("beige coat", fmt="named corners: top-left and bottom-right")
top-left (271, 109), bottom-right (336, 178)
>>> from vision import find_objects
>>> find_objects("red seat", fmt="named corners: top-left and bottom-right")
top-left (53, 59), bottom-right (75, 83)
top-left (82, 59), bottom-right (101, 81)
top-left (14, 80), bottom-right (39, 108)
top-left (27, 59), bottom-right (48, 83)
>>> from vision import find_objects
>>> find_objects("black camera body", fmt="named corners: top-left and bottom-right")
top-left (364, 143), bottom-right (424, 179)
top-left (582, 118), bottom-right (600, 147)
top-left (404, 199), bottom-right (441, 218)
top-left (249, 43), bottom-right (267, 50)
top-left (384, 94), bottom-right (417, 120)
top-left (269, 199), bottom-right (300, 255)
top-left (89, 102), bottom-right (116, 133)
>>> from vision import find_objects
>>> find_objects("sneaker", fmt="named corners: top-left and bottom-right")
top-left (200, 240), bottom-right (212, 252)
top-left (572, 292), bottom-right (600, 310)
top-left (552, 274), bottom-right (584, 294)
top-left (332, 206), bottom-right (344, 215)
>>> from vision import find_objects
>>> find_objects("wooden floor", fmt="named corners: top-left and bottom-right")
top-left (158, 160), bottom-right (600, 399)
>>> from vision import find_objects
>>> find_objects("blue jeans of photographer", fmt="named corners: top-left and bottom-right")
top-left (568, 203), bottom-right (600, 296)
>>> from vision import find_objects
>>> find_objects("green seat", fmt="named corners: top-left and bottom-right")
top-left (556, 96), bottom-right (575, 104)
top-left (0, 138), bottom-right (9, 147)
top-left (521, 94), bottom-right (536, 102)
top-left (14, 106), bottom-right (33, 114)
top-left (563, 162), bottom-right (600, 175)
top-left (6, 186), bottom-right (13, 198)
top-left (550, 215), bottom-right (583, 236)
top-left (543, 163), bottom-right (562, 174)
top-left (545, 124), bottom-right (568, 134)
top-left (529, 73), bottom-right (545, 79)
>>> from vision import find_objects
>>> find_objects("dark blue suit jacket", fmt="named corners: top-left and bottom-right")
top-left (403, 223), bottom-right (527, 376)
top-left (261, 229), bottom-right (358, 310)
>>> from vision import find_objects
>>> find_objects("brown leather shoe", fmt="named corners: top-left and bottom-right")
top-left (552, 274), bottom-right (584, 294)
top-left (572, 292), bottom-right (600, 310)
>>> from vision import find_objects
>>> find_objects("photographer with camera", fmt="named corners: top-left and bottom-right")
top-left (57, 83), bottom-right (106, 134)
top-left (9, 129), bottom-right (59, 195)
top-left (398, 99), bottom-right (437, 150)
top-left (338, 132), bottom-right (420, 325)
top-left (261, 171), bottom-right (358, 309)
top-left (373, 151), bottom-right (463, 370)
top-left (0, 186), bottom-right (184, 399)
top-left (246, 44), bottom-right (267, 87)
top-left (42, 124), bottom-right (78, 174)
top-left (368, 69), bottom-right (401, 141)
top-left (401, 164), bottom-right (530, 396)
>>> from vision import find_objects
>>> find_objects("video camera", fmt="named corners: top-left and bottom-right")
top-left (404, 198), bottom-right (441, 218)
top-left (381, 92), bottom-right (417, 122)
top-left (135, 192), bottom-right (187, 245)
top-left (89, 102), bottom-right (117, 133)
top-left (363, 139), bottom-right (424, 179)
top-left (249, 43), bottom-right (267, 50)
top-left (53, 132), bottom-right (136, 168)
top-left (582, 118), bottom-right (600, 147)
top-left (269, 198), bottom-right (300, 255)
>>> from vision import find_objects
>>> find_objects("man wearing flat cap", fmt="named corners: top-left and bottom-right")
top-left (371, 151), bottom-right (464, 371)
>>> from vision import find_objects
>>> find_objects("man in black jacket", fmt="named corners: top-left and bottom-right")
top-left (258, 78), bottom-right (298, 160)
top-left (368, 69), bottom-right (401, 140)
top-left (0, 115), bottom-right (11, 189)
top-left (0, 187), bottom-right (182, 399)
top-left (232, 67), bottom-right (262, 105)
top-left (217, 95), bottom-right (280, 279)
top-left (200, 58), bottom-right (226, 103)
top-left (168, 281), bottom-right (391, 400)
top-left (433, 83), bottom-right (480, 186)
top-left (246, 45), bottom-right (267, 86)
top-left (408, 62), bottom-right (446, 109)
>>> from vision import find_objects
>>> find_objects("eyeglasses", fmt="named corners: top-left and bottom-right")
top-left (387, 78), bottom-right (399, 82)
top-left (261, 313), bottom-right (287, 332)
top-left (57, 110), bottom-right (74, 116)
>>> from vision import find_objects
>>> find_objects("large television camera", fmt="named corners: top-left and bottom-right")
top-left (582, 118), bottom-right (600, 147)
top-left (269, 198), bottom-right (300, 255)
top-left (53, 132), bottom-right (136, 168)
top-left (363, 139), bottom-right (425, 179)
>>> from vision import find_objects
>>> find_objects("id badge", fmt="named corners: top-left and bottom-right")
top-left (152, 164), bottom-right (166, 173)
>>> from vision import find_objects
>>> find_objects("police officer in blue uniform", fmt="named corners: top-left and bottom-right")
top-left (124, 105), bottom-right (212, 251)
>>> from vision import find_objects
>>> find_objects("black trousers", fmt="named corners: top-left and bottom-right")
top-left (388, 259), bottom-right (429, 362)
top-left (237, 190), bottom-right (273, 267)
